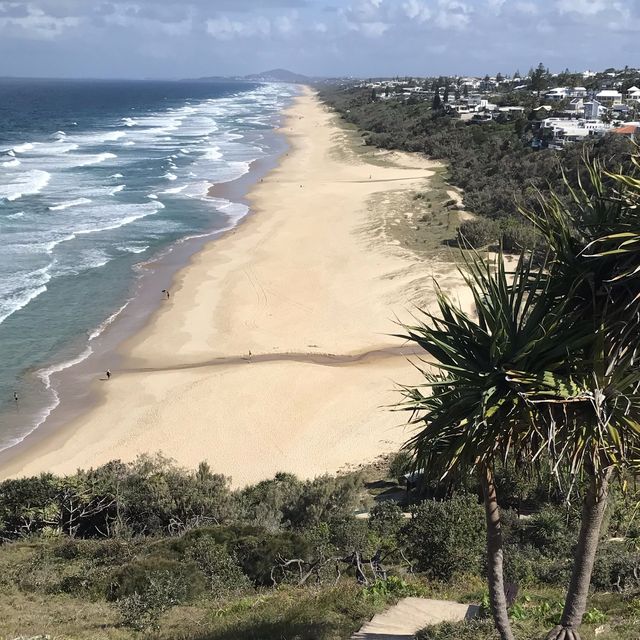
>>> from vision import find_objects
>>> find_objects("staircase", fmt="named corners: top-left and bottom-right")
top-left (351, 597), bottom-right (478, 640)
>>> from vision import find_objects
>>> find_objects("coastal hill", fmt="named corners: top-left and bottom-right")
top-left (193, 68), bottom-right (311, 84)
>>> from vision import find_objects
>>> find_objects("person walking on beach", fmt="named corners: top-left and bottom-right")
top-left (162, 289), bottom-right (170, 299)
top-left (105, 369), bottom-right (111, 380)
top-left (248, 350), bottom-right (252, 362)
top-left (13, 391), bottom-right (18, 403)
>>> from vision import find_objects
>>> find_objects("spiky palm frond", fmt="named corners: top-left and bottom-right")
top-left (397, 250), bottom-right (582, 481)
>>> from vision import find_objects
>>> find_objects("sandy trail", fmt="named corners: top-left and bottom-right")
top-left (2, 89), bottom-right (466, 485)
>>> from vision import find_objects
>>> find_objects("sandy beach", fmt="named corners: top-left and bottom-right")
top-left (2, 88), bottom-right (466, 486)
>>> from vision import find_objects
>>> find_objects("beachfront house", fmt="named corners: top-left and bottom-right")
top-left (595, 89), bottom-right (623, 106)
top-left (627, 86), bottom-right (640, 103)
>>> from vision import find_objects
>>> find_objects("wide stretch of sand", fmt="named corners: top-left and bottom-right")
top-left (4, 88), bottom-right (466, 485)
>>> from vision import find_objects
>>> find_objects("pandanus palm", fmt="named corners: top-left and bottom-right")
top-left (399, 148), bottom-right (640, 640)
top-left (398, 252), bottom-right (581, 640)
top-left (517, 152), bottom-right (640, 640)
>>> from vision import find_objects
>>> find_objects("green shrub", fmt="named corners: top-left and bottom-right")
top-left (524, 506), bottom-right (574, 557)
top-left (499, 218), bottom-right (539, 253)
top-left (457, 218), bottom-right (500, 249)
top-left (388, 450), bottom-right (412, 482)
top-left (402, 495), bottom-right (485, 580)
top-left (591, 542), bottom-right (640, 592)
top-left (184, 537), bottom-right (251, 596)
top-left (117, 569), bottom-right (188, 631)
top-left (179, 525), bottom-right (312, 586)
top-left (362, 576), bottom-right (425, 601)
top-left (417, 619), bottom-right (498, 640)
top-left (369, 502), bottom-right (404, 540)
top-left (109, 556), bottom-right (203, 601)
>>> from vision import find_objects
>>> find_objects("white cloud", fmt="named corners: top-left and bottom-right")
top-left (555, 0), bottom-right (609, 15)
top-left (403, 0), bottom-right (431, 23)
top-left (0, 5), bottom-right (81, 39)
top-left (515, 2), bottom-right (538, 15)
top-left (205, 15), bottom-right (271, 40)
top-left (486, 0), bottom-right (506, 14)
top-left (435, 0), bottom-right (471, 30)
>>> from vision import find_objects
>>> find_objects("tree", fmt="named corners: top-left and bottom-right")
top-left (432, 90), bottom-right (442, 111)
top-left (398, 253), bottom-right (577, 640)
top-left (399, 150), bottom-right (640, 640)
top-left (530, 62), bottom-right (548, 97)
top-left (519, 154), bottom-right (640, 640)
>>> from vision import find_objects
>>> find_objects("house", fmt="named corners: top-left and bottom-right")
top-left (569, 87), bottom-right (587, 98)
top-left (584, 100), bottom-right (605, 120)
top-left (626, 86), bottom-right (640, 103)
top-left (595, 89), bottom-right (623, 106)
top-left (611, 123), bottom-right (640, 140)
top-left (545, 87), bottom-right (569, 101)
top-left (566, 98), bottom-right (584, 113)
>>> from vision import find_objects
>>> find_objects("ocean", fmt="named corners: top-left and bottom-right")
top-left (0, 78), bottom-right (296, 453)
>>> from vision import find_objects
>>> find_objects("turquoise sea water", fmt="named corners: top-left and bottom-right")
top-left (0, 79), bottom-right (295, 451)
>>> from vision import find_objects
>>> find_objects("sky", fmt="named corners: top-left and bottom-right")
top-left (0, 0), bottom-right (639, 79)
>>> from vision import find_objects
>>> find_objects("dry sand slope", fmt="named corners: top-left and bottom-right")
top-left (5, 88), bottom-right (469, 485)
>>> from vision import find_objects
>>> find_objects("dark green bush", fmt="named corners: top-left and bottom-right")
top-left (179, 525), bottom-right (312, 586)
top-left (117, 569), bottom-right (188, 631)
top-left (499, 218), bottom-right (540, 253)
top-left (402, 495), bottom-right (485, 580)
top-left (525, 506), bottom-right (574, 557)
top-left (184, 537), bottom-right (251, 595)
top-left (592, 542), bottom-right (640, 592)
top-left (457, 218), bottom-right (500, 249)
top-left (417, 619), bottom-right (498, 640)
top-left (109, 556), bottom-right (204, 601)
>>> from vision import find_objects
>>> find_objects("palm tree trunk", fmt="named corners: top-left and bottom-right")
top-left (545, 467), bottom-right (612, 640)
top-left (480, 464), bottom-right (515, 640)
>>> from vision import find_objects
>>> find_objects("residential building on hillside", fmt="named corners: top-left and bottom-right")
top-left (595, 89), bottom-right (623, 106)
top-left (584, 100), bottom-right (605, 119)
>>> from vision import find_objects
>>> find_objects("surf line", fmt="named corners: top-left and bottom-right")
top-left (122, 344), bottom-right (425, 375)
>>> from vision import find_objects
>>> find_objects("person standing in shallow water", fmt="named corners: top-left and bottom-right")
top-left (105, 370), bottom-right (111, 380)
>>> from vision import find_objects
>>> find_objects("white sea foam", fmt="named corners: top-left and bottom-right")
top-left (0, 169), bottom-right (51, 202)
top-left (161, 185), bottom-right (188, 195)
top-left (147, 193), bottom-right (158, 199)
top-left (1, 158), bottom-right (21, 167)
top-left (12, 142), bottom-right (34, 153)
top-left (74, 152), bottom-right (117, 166)
top-left (121, 117), bottom-right (138, 127)
top-left (164, 172), bottom-right (177, 181)
top-left (88, 301), bottom-right (130, 341)
top-left (118, 243), bottom-right (149, 254)
top-left (0, 263), bottom-right (53, 325)
top-left (48, 197), bottom-right (92, 211)
top-left (7, 150), bottom-right (15, 156)
top-left (109, 185), bottom-right (125, 195)
top-left (6, 211), bottom-right (25, 219)
top-left (110, 173), bottom-right (124, 178)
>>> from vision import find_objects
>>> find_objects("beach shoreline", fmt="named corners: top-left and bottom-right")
top-left (1, 87), bottom-right (463, 486)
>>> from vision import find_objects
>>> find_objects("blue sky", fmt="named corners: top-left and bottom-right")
top-left (1, 0), bottom-right (638, 79)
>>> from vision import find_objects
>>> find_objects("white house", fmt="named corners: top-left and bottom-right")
top-left (584, 100), bottom-right (605, 120)
top-left (626, 86), bottom-right (640, 103)
top-left (545, 87), bottom-right (569, 101)
top-left (566, 98), bottom-right (584, 113)
top-left (569, 87), bottom-right (587, 98)
top-left (595, 89), bottom-right (623, 106)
